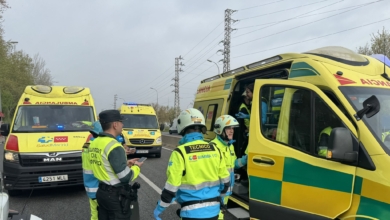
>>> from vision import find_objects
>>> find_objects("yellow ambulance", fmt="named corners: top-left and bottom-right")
top-left (194, 46), bottom-right (390, 219)
top-left (119, 102), bottom-right (162, 158)
top-left (0, 85), bottom-right (97, 195)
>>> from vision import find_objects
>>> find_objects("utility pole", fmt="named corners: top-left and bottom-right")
top-left (114, 94), bottom-right (118, 109)
top-left (172, 56), bottom-right (184, 117)
top-left (218, 9), bottom-right (237, 73)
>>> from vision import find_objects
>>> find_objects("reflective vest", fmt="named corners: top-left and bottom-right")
top-left (382, 131), bottom-right (390, 142)
top-left (162, 140), bottom-right (230, 218)
top-left (82, 137), bottom-right (99, 199)
top-left (318, 127), bottom-right (332, 157)
top-left (239, 103), bottom-right (251, 129)
top-left (211, 137), bottom-right (237, 196)
top-left (89, 136), bottom-right (139, 185)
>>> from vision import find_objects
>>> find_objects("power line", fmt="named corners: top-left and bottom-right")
top-left (236, 2), bottom-right (375, 30)
top-left (232, 1), bottom-right (379, 48)
top-left (237, 0), bottom-right (286, 11)
top-left (233, 17), bottom-right (390, 59)
top-left (233, 0), bottom-right (345, 39)
top-left (238, 0), bottom-right (333, 21)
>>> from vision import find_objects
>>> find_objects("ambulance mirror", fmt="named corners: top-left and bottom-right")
top-left (159, 124), bottom-right (164, 131)
top-left (0, 123), bottom-right (10, 136)
top-left (354, 95), bottom-right (380, 121)
top-left (327, 127), bottom-right (357, 163)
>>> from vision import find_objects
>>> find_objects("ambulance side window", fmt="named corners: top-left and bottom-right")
top-left (260, 85), bottom-right (346, 155)
top-left (205, 104), bottom-right (218, 131)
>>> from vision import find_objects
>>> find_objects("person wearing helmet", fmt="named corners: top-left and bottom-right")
top-left (154, 108), bottom-right (230, 220)
top-left (82, 121), bottom-right (139, 220)
top-left (210, 115), bottom-right (248, 220)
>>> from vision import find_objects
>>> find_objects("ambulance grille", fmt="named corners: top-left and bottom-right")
top-left (129, 138), bottom-right (154, 145)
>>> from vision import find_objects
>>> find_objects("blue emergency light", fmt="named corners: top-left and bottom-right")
top-left (371, 54), bottom-right (390, 67)
top-left (123, 102), bottom-right (138, 105)
top-left (57, 124), bottom-right (65, 131)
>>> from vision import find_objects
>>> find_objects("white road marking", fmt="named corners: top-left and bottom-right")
top-left (138, 159), bottom-right (178, 204)
top-left (162, 147), bottom-right (173, 151)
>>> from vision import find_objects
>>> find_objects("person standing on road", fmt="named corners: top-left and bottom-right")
top-left (82, 121), bottom-right (139, 220)
top-left (153, 108), bottom-right (231, 220)
top-left (210, 115), bottom-right (247, 220)
top-left (89, 110), bottom-right (143, 220)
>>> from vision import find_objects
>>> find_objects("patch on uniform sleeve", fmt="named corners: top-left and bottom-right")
top-left (184, 144), bottom-right (215, 154)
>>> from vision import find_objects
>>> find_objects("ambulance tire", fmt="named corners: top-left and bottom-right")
top-left (7, 189), bottom-right (22, 197)
top-left (156, 153), bottom-right (161, 158)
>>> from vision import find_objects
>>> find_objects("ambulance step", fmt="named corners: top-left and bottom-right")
top-left (227, 207), bottom-right (250, 220)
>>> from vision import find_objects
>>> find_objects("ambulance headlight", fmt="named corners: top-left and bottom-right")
top-left (155, 136), bottom-right (162, 144)
top-left (4, 151), bottom-right (19, 163)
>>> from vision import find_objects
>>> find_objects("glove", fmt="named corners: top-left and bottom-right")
top-left (235, 112), bottom-right (250, 119)
top-left (241, 155), bottom-right (248, 166)
top-left (153, 201), bottom-right (166, 220)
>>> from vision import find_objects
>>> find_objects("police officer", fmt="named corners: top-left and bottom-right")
top-left (89, 110), bottom-right (143, 220)
top-left (82, 121), bottom-right (139, 220)
top-left (153, 108), bottom-right (231, 220)
top-left (210, 115), bottom-right (247, 220)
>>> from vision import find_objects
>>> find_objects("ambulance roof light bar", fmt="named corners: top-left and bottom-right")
top-left (31, 85), bottom-right (52, 94)
top-left (247, 56), bottom-right (282, 69)
top-left (63, 86), bottom-right (85, 94)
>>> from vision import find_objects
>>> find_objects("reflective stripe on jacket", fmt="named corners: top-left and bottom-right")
top-left (160, 139), bottom-right (230, 219)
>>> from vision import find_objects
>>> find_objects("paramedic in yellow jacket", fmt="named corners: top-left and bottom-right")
top-left (210, 115), bottom-right (248, 220)
top-left (154, 108), bottom-right (231, 220)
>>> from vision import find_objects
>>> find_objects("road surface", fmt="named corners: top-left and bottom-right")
top-left (2, 142), bottom-right (236, 219)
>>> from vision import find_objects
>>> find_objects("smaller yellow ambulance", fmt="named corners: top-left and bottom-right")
top-left (0, 85), bottom-right (97, 195)
top-left (119, 102), bottom-right (162, 158)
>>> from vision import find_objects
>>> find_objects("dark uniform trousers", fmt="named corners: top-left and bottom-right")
top-left (96, 184), bottom-right (139, 220)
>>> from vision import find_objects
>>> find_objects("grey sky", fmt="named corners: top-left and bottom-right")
top-left (2, 0), bottom-right (389, 112)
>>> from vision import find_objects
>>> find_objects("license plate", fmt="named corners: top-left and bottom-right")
top-left (38, 175), bottom-right (68, 183)
top-left (136, 150), bottom-right (148, 154)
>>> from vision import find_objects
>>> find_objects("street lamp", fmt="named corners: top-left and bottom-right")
top-left (150, 87), bottom-right (158, 106)
top-left (9, 41), bottom-right (18, 52)
top-left (207, 59), bottom-right (220, 74)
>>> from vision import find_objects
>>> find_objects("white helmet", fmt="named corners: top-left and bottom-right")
top-left (177, 108), bottom-right (207, 135)
top-left (214, 115), bottom-right (239, 135)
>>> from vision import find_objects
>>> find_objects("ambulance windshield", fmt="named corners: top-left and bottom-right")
top-left (12, 105), bottom-right (95, 132)
top-left (340, 86), bottom-right (390, 153)
top-left (121, 114), bottom-right (158, 129)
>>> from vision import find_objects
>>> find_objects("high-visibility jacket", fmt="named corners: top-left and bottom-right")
top-left (89, 135), bottom-right (140, 186)
top-left (159, 139), bottom-right (230, 219)
top-left (82, 137), bottom-right (99, 199)
top-left (239, 103), bottom-right (251, 129)
top-left (318, 126), bottom-right (332, 157)
top-left (211, 136), bottom-right (238, 196)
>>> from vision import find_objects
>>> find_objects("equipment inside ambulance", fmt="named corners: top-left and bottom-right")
top-left (193, 47), bottom-right (390, 219)
top-left (119, 102), bottom-right (162, 158)
top-left (0, 85), bottom-right (96, 196)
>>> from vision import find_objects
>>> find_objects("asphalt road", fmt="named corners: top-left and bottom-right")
top-left (1, 140), bottom-right (236, 220)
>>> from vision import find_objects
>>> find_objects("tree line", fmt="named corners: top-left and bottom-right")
top-left (0, 0), bottom-right (54, 122)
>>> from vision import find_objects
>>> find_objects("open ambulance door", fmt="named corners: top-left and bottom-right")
top-left (247, 79), bottom-right (357, 220)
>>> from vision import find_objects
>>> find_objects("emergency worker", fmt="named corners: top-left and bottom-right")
top-left (153, 108), bottom-right (230, 220)
top-left (82, 121), bottom-right (139, 220)
top-left (210, 115), bottom-right (248, 220)
top-left (89, 110), bottom-right (143, 220)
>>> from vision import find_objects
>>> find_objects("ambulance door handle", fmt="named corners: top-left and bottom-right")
top-left (253, 157), bottom-right (275, 165)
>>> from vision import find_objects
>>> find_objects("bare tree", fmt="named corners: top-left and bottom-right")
top-left (31, 53), bottom-right (54, 85)
top-left (357, 27), bottom-right (390, 57)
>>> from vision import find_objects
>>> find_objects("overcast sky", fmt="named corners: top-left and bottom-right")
top-left (2, 0), bottom-right (389, 112)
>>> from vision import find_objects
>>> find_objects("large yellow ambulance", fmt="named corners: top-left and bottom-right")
top-left (119, 102), bottom-right (162, 158)
top-left (0, 85), bottom-right (97, 195)
top-left (194, 46), bottom-right (390, 219)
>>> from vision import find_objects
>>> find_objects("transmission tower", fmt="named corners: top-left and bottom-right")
top-left (172, 56), bottom-right (184, 116)
top-left (219, 9), bottom-right (237, 73)
top-left (114, 94), bottom-right (118, 109)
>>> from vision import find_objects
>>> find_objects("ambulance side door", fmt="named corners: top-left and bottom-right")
top-left (247, 79), bottom-right (358, 220)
